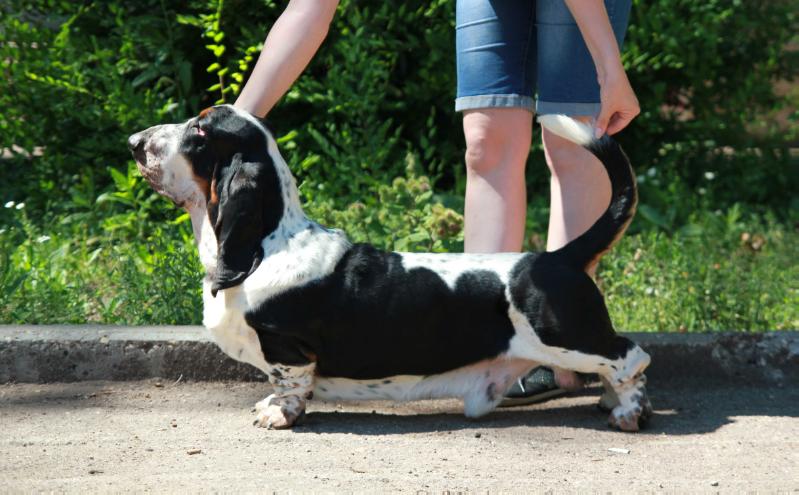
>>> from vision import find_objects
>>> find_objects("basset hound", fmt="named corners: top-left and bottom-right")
top-left (128, 104), bottom-right (652, 431)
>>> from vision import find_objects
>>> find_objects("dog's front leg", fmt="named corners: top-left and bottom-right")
top-left (254, 362), bottom-right (315, 429)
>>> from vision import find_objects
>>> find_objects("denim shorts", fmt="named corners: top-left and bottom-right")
top-left (455, 0), bottom-right (632, 116)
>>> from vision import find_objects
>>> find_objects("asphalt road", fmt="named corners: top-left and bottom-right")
top-left (1, 380), bottom-right (797, 492)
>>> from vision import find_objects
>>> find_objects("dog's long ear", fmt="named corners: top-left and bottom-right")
top-left (208, 152), bottom-right (283, 296)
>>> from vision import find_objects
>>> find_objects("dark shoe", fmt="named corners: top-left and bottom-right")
top-left (499, 367), bottom-right (567, 407)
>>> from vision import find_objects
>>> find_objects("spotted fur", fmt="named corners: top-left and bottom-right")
top-left (128, 105), bottom-right (652, 431)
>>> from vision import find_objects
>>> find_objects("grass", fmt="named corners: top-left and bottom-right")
top-left (599, 210), bottom-right (798, 331)
top-left (0, 201), bottom-right (203, 325)
top-left (0, 201), bottom-right (796, 331)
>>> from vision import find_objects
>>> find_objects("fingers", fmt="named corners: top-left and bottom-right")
top-left (606, 109), bottom-right (639, 136)
top-left (594, 108), bottom-right (612, 139)
top-left (595, 106), bottom-right (640, 138)
top-left (595, 73), bottom-right (640, 137)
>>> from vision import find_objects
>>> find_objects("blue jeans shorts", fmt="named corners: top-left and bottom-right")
top-left (455, 0), bottom-right (632, 116)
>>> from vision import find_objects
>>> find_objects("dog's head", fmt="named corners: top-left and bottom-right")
top-left (128, 104), bottom-right (286, 295)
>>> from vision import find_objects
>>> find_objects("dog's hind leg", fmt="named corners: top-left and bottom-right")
top-left (599, 343), bottom-right (653, 431)
top-left (506, 268), bottom-right (653, 431)
top-left (460, 358), bottom-right (537, 418)
top-left (410, 357), bottom-right (536, 418)
top-left (508, 319), bottom-right (652, 431)
top-left (544, 340), bottom-right (652, 432)
top-left (254, 361), bottom-right (315, 429)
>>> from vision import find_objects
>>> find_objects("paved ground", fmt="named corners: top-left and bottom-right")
top-left (1, 380), bottom-right (797, 492)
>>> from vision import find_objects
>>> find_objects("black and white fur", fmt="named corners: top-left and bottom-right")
top-left (128, 105), bottom-right (652, 431)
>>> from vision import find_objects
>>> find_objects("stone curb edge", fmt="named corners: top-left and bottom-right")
top-left (1, 326), bottom-right (797, 384)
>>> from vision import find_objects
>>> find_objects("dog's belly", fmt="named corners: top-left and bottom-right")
top-left (314, 374), bottom-right (423, 401)
top-left (313, 356), bottom-right (537, 407)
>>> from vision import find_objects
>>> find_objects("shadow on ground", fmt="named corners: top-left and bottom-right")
top-left (2, 380), bottom-right (796, 437)
top-left (277, 382), bottom-right (799, 437)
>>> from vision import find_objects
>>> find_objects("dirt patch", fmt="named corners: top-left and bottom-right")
top-left (1, 380), bottom-right (797, 492)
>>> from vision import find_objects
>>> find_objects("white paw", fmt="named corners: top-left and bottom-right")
top-left (608, 406), bottom-right (642, 432)
top-left (254, 395), bottom-right (273, 413)
top-left (598, 390), bottom-right (621, 412)
top-left (607, 388), bottom-right (652, 432)
top-left (252, 395), bottom-right (305, 429)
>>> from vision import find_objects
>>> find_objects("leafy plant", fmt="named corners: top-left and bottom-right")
top-left (600, 208), bottom-right (798, 331)
top-left (0, 0), bottom-right (796, 329)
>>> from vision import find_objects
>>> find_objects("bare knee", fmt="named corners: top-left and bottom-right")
top-left (464, 128), bottom-right (503, 176)
top-left (463, 109), bottom-right (532, 177)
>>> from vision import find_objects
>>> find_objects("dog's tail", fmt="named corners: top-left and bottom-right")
top-left (537, 115), bottom-right (637, 271)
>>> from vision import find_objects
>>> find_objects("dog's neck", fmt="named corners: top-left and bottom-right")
top-left (266, 133), bottom-right (309, 238)
top-left (187, 200), bottom-right (349, 300)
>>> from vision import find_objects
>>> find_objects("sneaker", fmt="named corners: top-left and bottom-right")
top-left (499, 366), bottom-right (568, 407)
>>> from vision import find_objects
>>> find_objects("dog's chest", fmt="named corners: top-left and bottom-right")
top-left (202, 281), bottom-right (269, 372)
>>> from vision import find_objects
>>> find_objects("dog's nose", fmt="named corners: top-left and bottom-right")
top-left (128, 132), bottom-right (147, 164)
top-left (128, 132), bottom-right (144, 152)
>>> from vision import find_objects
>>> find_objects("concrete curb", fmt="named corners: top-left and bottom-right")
top-left (1, 325), bottom-right (797, 384)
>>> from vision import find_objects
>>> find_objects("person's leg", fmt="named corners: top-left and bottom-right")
top-left (536, 0), bottom-right (633, 277)
top-left (455, 0), bottom-right (536, 252)
top-left (463, 108), bottom-right (532, 253)
top-left (456, 0), bottom-right (565, 405)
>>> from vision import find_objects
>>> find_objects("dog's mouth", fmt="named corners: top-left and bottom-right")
top-left (131, 148), bottom-right (160, 183)
top-left (131, 147), bottom-right (172, 200)
top-left (137, 160), bottom-right (163, 187)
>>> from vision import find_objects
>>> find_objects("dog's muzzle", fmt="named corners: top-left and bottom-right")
top-left (127, 127), bottom-right (169, 192)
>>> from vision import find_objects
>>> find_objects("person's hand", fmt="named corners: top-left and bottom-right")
top-left (595, 69), bottom-right (639, 138)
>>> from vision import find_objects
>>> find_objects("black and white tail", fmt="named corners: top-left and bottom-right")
top-left (538, 115), bottom-right (638, 270)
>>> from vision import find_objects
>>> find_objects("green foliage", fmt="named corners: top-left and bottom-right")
top-left (620, 0), bottom-right (799, 229)
top-left (600, 208), bottom-right (798, 331)
top-left (0, 0), bottom-right (796, 329)
top-left (0, 200), bottom-right (202, 324)
top-left (2, 200), bottom-right (795, 331)
top-left (305, 155), bottom-right (464, 253)
top-left (276, 0), bottom-right (458, 203)
top-left (0, 1), bottom-right (206, 218)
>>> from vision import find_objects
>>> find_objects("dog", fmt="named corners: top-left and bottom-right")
top-left (128, 104), bottom-right (652, 432)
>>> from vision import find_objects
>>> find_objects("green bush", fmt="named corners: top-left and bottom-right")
top-left (0, 0), bottom-right (796, 328)
top-left (619, 0), bottom-right (799, 230)
top-left (2, 199), bottom-right (795, 330)
top-left (0, 198), bottom-right (202, 324)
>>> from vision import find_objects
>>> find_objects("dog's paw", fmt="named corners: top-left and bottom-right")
top-left (598, 390), bottom-right (621, 412)
top-left (607, 393), bottom-right (652, 432)
top-left (253, 406), bottom-right (297, 429)
top-left (253, 394), bottom-right (305, 429)
top-left (608, 407), bottom-right (641, 432)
